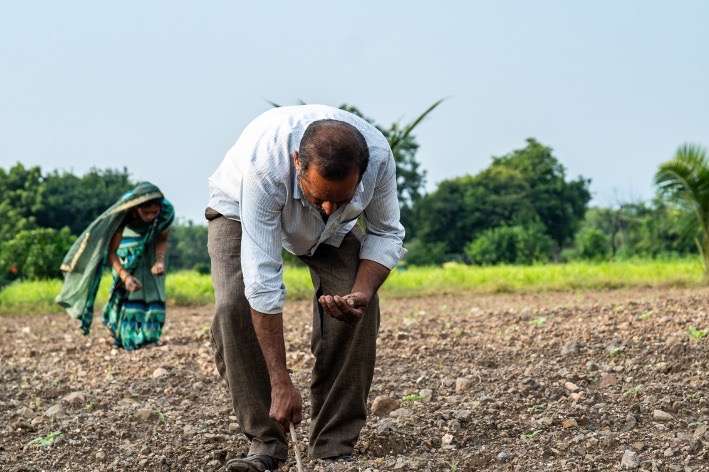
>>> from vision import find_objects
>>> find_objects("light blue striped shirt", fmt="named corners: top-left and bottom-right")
top-left (208, 105), bottom-right (407, 314)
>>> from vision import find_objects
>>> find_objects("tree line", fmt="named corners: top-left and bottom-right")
top-left (2, 105), bottom-right (708, 289)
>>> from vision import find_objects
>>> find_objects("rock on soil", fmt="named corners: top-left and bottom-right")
top-left (1, 287), bottom-right (709, 471)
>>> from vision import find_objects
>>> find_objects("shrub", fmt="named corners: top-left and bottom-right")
top-left (0, 227), bottom-right (75, 284)
top-left (403, 238), bottom-right (450, 266)
top-left (464, 224), bottom-right (555, 265)
top-left (577, 229), bottom-right (610, 261)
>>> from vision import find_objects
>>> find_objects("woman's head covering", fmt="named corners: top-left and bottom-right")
top-left (55, 182), bottom-right (168, 320)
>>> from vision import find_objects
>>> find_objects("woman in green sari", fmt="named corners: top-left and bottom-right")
top-left (56, 182), bottom-right (175, 350)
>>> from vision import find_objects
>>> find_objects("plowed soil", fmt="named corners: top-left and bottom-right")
top-left (1, 286), bottom-right (708, 471)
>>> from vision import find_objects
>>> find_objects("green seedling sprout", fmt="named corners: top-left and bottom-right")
top-left (401, 394), bottom-right (424, 405)
top-left (624, 384), bottom-right (643, 396)
top-left (28, 431), bottom-right (61, 446)
top-left (607, 347), bottom-right (622, 357)
top-left (521, 430), bottom-right (543, 440)
top-left (688, 326), bottom-right (708, 341)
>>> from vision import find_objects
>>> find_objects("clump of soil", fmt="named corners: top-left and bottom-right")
top-left (1, 287), bottom-right (708, 471)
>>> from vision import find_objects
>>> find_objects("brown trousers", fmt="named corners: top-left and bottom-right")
top-left (206, 209), bottom-right (379, 460)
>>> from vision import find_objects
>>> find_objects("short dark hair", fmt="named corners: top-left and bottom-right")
top-left (298, 119), bottom-right (369, 181)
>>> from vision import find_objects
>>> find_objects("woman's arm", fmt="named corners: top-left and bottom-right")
top-left (151, 230), bottom-right (170, 275)
top-left (108, 229), bottom-right (142, 291)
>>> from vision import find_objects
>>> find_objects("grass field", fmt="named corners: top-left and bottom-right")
top-left (0, 258), bottom-right (705, 316)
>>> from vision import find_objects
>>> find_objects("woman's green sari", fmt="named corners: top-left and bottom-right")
top-left (56, 182), bottom-right (175, 350)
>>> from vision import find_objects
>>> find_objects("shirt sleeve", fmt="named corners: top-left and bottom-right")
top-left (239, 166), bottom-right (287, 314)
top-left (361, 151), bottom-right (408, 269)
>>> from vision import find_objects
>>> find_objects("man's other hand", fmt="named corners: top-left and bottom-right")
top-left (270, 381), bottom-right (303, 432)
top-left (318, 292), bottom-right (368, 323)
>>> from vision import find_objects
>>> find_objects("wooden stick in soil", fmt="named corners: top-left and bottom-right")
top-left (289, 422), bottom-right (305, 472)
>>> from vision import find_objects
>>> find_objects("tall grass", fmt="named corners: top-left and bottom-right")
top-left (0, 258), bottom-right (705, 316)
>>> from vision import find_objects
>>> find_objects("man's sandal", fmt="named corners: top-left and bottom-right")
top-left (225, 454), bottom-right (282, 472)
top-left (322, 454), bottom-right (354, 465)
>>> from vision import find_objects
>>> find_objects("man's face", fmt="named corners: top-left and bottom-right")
top-left (294, 152), bottom-right (359, 216)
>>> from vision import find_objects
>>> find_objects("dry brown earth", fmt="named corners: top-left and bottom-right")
top-left (1, 287), bottom-right (708, 471)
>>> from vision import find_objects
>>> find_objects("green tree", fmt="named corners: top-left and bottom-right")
top-left (168, 220), bottom-right (210, 271)
top-left (634, 198), bottom-right (696, 257)
top-left (408, 139), bottom-right (590, 264)
top-left (655, 144), bottom-right (709, 278)
top-left (0, 227), bottom-right (75, 283)
top-left (490, 138), bottom-right (591, 247)
top-left (413, 166), bottom-right (537, 257)
top-left (0, 163), bottom-right (43, 243)
top-left (35, 167), bottom-right (133, 235)
top-left (571, 201), bottom-right (696, 261)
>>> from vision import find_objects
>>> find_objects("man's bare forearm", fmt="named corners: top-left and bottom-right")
top-left (250, 309), bottom-right (291, 387)
top-left (351, 259), bottom-right (390, 300)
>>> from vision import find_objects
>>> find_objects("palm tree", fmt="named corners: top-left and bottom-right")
top-left (654, 144), bottom-right (709, 279)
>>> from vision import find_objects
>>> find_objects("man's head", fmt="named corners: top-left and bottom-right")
top-left (294, 120), bottom-right (370, 215)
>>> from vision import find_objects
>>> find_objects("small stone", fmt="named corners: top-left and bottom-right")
top-left (536, 416), bottom-right (554, 427)
top-left (620, 449), bottom-right (640, 469)
top-left (441, 433), bottom-right (454, 445)
top-left (389, 408), bottom-right (413, 418)
top-left (693, 424), bottom-right (708, 439)
top-left (375, 418), bottom-right (397, 433)
top-left (653, 409), bottom-right (674, 422)
top-left (43, 404), bottom-right (65, 418)
top-left (601, 434), bottom-right (617, 448)
top-left (17, 407), bottom-right (34, 418)
top-left (134, 409), bottom-right (157, 423)
top-left (63, 392), bottom-right (86, 405)
top-left (562, 419), bottom-right (578, 429)
top-left (371, 396), bottom-right (399, 417)
top-left (561, 341), bottom-right (580, 356)
top-left (663, 447), bottom-right (674, 457)
top-left (623, 415), bottom-right (637, 431)
top-left (497, 451), bottom-right (508, 462)
top-left (599, 374), bottom-right (618, 388)
top-left (419, 388), bottom-right (433, 403)
top-left (455, 378), bottom-right (472, 393)
top-left (631, 441), bottom-right (644, 452)
top-left (206, 459), bottom-right (221, 470)
top-left (557, 368), bottom-right (571, 378)
top-left (229, 423), bottom-right (240, 432)
top-left (564, 382), bottom-right (579, 392)
top-left (95, 451), bottom-right (106, 462)
top-left (152, 368), bottom-right (169, 378)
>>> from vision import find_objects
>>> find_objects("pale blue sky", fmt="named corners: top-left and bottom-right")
top-left (1, 1), bottom-right (707, 222)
